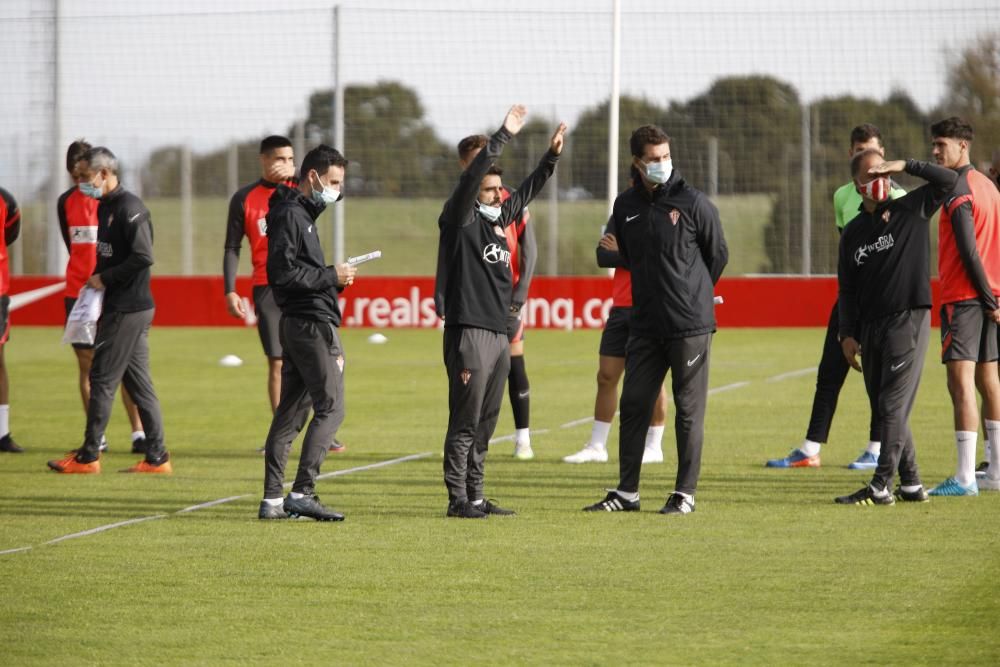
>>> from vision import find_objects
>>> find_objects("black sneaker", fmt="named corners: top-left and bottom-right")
top-left (583, 491), bottom-right (640, 512)
top-left (658, 493), bottom-right (695, 515)
top-left (258, 501), bottom-right (289, 520)
top-left (976, 461), bottom-right (989, 479)
top-left (283, 494), bottom-right (345, 521)
top-left (478, 499), bottom-right (516, 516)
top-left (893, 486), bottom-right (929, 503)
top-left (835, 485), bottom-right (895, 506)
top-left (0, 433), bottom-right (23, 453)
top-left (446, 500), bottom-right (488, 519)
top-left (131, 437), bottom-right (147, 455)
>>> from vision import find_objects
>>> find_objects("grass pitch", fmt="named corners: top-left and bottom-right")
top-left (1, 326), bottom-right (998, 665)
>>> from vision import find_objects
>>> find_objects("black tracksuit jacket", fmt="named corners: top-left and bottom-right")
top-left (94, 186), bottom-right (155, 313)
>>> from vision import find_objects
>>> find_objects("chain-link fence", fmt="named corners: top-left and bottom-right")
top-left (2, 1), bottom-right (998, 278)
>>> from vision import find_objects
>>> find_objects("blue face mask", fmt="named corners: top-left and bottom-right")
top-left (643, 159), bottom-right (673, 185)
top-left (310, 173), bottom-right (341, 206)
top-left (477, 202), bottom-right (502, 222)
top-left (79, 180), bottom-right (103, 199)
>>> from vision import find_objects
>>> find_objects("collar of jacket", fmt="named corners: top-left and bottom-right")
top-left (274, 183), bottom-right (327, 219)
top-left (102, 185), bottom-right (126, 203)
top-left (633, 170), bottom-right (684, 202)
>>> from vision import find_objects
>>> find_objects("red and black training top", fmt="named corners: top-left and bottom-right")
top-left (938, 165), bottom-right (1000, 309)
top-left (223, 179), bottom-right (293, 294)
top-left (0, 186), bottom-right (21, 297)
top-left (57, 187), bottom-right (100, 298)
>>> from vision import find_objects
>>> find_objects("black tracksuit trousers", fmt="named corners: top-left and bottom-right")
top-left (618, 333), bottom-right (712, 496)
top-left (859, 309), bottom-right (929, 491)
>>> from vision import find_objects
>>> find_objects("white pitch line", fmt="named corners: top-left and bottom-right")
top-left (2, 452), bottom-right (434, 557)
top-left (707, 381), bottom-right (751, 395)
top-left (43, 514), bottom-right (167, 546)
top-left (766, 366), bottom-right (817, 383)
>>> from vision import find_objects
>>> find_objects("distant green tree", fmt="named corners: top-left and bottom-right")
top-left (933, 32), bottom-right (1000, 163)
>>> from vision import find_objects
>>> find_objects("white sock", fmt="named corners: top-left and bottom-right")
top-left (866, 440), bottom-right (881, 456)
top-left (471, 498), bottom-right (484, 506)
top-left (262, 497), bottom-right (283, 506)
top-left (869, 483), bottom-right (889, 498)
top-left (900, 484), bottom-right (922, 493)
top-left (985, 421), bottom-right (1000, 476)
top-left (0, 404), bottom-right (9, 437)
top-left (613, 489), bottom-right (639, 502)
top-left (645, 425), bottom-right (665, 450)
top-left (515, 428), bottom-right (530, 445)
top-left (132, 431), bottom-right (146, 442)
top-left (288, 491), bottom-right (304, 500)
top-left (954, 431), bottom-right (977, 486)
top-left (800, 439), bottom-right (821, 457)
top-left (588, 421), bottom-right (612, 449)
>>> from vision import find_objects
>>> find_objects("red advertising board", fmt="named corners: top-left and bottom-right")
top-left (8, 275), bottom-right (942, 328)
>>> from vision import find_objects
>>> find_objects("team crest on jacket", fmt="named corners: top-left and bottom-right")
top-left (493, 225), bottom-right (504, 237)
top-left (669, 209), bottom-right (680, 226)
top-left (881, 210), bottom-right (891, 223)
top-left (460, 369), bottom-right (472, 385)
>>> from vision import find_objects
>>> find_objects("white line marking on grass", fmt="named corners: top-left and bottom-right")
top-left (1, 452), bottom-right (435, 557)
top-left (43, 514), bottom-right (167, 546)
top-left (0, 546), bottom-right (33, 555)
top-left (766, 366), bottom-right (817, 383)
top-left (177, 494), bottom-right (251, 514)
top-left (707, 381), bottom-right (751, 395)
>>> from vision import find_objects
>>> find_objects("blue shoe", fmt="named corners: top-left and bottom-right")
top-left (847, 451), bottom-right (879, 470)
top-left (765, 448), bottom-right (820, 468)
top-left (927, 476), bottom-right (978, 497)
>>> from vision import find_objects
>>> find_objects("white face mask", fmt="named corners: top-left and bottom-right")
top-left (310, 172), bottom-right (341, 205)
top-left (478, 202), bottom-right (502, 222)
top-left (643, 159), bottom-right (673, 185)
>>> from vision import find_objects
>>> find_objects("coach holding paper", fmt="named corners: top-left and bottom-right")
top-left (258, 145), bottom-right (355, 521)
top-left (438, 105), bottom-right (564, 518)
top-left (584, 125), bottom-right (728, 515)
top-left (48, 147), bottom-right (171, 474)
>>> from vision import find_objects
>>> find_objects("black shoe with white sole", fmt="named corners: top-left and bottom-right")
top-left (583, 491), bottom-right (640, 512)
top-left (258, 501), bottom-right (289, 520)
top-left (658, 493), bottom-right (695, 515)
top-left (283, 494), bottom-right (345, 521)
top-left (446, 500), bottom-right (488, 519)
top-left (479, 499), bottom-right (516, 516)
top-left (893, 486), bottom-right (929, 503)
top-left (835, 485), bottom-right (895, 506)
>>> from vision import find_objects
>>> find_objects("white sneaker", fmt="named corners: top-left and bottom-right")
top-left (642, 447), bottom-right (663, 464)
top-left (563, 444), bottom-right (608, 463)
top-left (979, 476), bottom-right (1000, 491)
top-left (513, 440), bottom-right (534, 460)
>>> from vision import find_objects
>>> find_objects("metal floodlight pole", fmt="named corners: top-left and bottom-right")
top-left (801, 103), bottom-right (812, 276)
top-left (332, 5), bottom-right (345, 264)
top-left (606, 0), bottom-right (621, 217)
top-left (47, 0), bottom-right (68, 275)
top-left (180, 145), bottom-right (193, 275)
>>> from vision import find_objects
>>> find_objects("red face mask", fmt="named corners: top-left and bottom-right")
top-left (858, 176), bottom-right (890, 203)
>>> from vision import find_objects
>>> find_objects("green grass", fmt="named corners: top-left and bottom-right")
top-left (15, 194), bottom-right (773, 277)
top-left (1, 327), bottom-right (998, 665)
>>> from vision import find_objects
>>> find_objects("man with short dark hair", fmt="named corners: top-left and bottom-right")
top-left (767, 124), bottom-right (905, 470)
top-left (584, 124), bottom-right (727, 515)
top-left (58, 139), bottom-right (146, 454)
top-left (258, 144), bottom-right (356, 521)
top-left (0, 185), bottom-right (22, 454)
top-left (48, 147), bottom-right (171, 474)
top-left (438, 105), bottom-right (564, 518)
top-left (437, 132), bottom-right (539, 460)
top-left (834, 150), bottom-right (958, 505)
top-left (925, 117), bottom-right (1000, 495)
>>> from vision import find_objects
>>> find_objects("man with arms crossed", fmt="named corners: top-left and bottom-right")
top-left (584, 125), bottom-right (727, 515)
top-left (48, 147), bottom-right (172, 474)
top-left (767, 124), bottom-right (904, 470)
top-left (438, 105), bottom-right (564, 518)
top-left (58, 139), bottom-right (145, 454)
top-left (834, 151), bottom-right (958, 505)
top-left (563, 187), bottom-right (668, 465)
top-left (925, 118), bottom-right (1000, 496)
top-left (258, 145), bottom-right (356, 521)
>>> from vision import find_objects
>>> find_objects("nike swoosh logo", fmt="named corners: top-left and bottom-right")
top-left (128, 213), bottom-right (141, 223)
top-left (308, 225), bottom-right (313, 233)
top-left (94, 341), bottom-right (107, 351)
top-left (626, 214), bottom-right (639, 222)
top-left (687, 354), bottom-right (701, 367)
top-left (890, 361), bottom-right (907, 371)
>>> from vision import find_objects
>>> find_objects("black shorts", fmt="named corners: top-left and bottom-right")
top-left (64, 296), bottom-right (88, 350)
top-left (253, 285), bottom-right (283, 358)
top-left (506, 310), bottom-right (525, 344)
top-left (599, 306), bottom-right (632, 358)
top-left (941, 300), bottom-right (998, 363)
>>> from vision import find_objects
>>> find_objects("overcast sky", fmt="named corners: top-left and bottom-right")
top-left (1, 0), bottom-right (995, 192)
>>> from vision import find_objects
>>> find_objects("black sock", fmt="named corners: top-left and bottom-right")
top-left (508, 354), bottom-right (530, 429)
